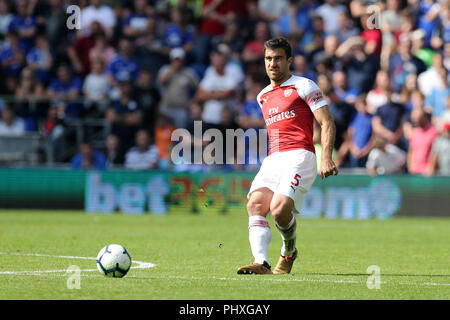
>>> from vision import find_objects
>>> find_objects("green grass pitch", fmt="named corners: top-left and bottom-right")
top-left (0, 210), bottom-right (449, 300)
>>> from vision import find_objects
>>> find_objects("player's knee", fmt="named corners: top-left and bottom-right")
top-left (270, 199), bottom-right (292, 221)
top-left (246, 200), bottom-right (267, 217)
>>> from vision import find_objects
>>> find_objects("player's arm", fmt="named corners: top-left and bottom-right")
top-left (313, 106), bottom-right (339, 179)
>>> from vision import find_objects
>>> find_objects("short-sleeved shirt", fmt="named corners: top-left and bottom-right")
top-left (375, 102), bottom-right (405, 133)
top-left (350, 112), bottom-right (372, 149)
top-left (409, 125), bottom-right (439, 174)
top-left (257, 75), bottom-right (327, 155)
top-left (431, 136), bottom-right (450, 175)
top-left (125, 145), bottom-right (160, 169)
top-left (366, 144), bottom-right (406, 174)
top-left (199, 63), bottom-right (243, 124)
top-left (164, 24), bottom-right (195, 48)
top-left (107, 54), bottom-right (140, 83)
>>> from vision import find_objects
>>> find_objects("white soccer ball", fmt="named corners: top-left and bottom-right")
top-left (96, 244), bottom-right (132, 278)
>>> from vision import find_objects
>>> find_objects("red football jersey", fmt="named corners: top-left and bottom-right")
top-left (257, 75), bottom-right (328, 155)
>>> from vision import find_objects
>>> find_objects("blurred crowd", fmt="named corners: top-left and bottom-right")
top-left (0, 0), bottom-right (449, 175)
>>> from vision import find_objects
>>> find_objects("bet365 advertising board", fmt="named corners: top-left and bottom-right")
top-left (0, 168), bottom-right (449, 218)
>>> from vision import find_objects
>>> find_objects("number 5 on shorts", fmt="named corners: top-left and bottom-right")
top-left (291, 174), bottom-right (301, 186)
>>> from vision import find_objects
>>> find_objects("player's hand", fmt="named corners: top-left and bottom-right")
top-left (320, 159), bottom-right (339, 179)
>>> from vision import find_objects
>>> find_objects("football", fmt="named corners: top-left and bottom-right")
top-left (96, 244), bottom-right (132, 278)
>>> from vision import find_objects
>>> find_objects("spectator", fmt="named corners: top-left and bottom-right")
top-left (0, 0), bottom-right (13, 40)
top-left (195, 43), bottom-right (243, 124)
top-left (164, 5), bottom-right (196, 54)
top-left (67, 21), bottom-right (103, 76)
top-left (276, 0), bottom-right (316, 39)
top-left (380, 0), bottom-right (403, 52)
top-left (212, 19), bottom-right (245, 62)
top-left (292, 54), bottom-right (316, 81)
top-left (240, 0), bottom-right (260, 43)
top-left (218, 106), bottom-right (241, 170)
top-left (8, 0), bottom-right (38, 52)
top-left (432, 0), bottom-right (450, 48)
top-left (71, 141), bottom-right (107, 170)
top-left (417, 0), bottom-right (441, 47)
top-left (311, 34), bottom-right (341, 75)
top-left (366, 69), bottom-right (390, 114)
top-left (157, 48), bottom-right (198, 128)
top-left (411, 28), bottom-right (435, 68)
top-left (15, 67), bottom-right (44, 100)
top-left (335, 36), bottom-right (379, 93)
top-left (83, 58), bottom-right (109, 113)
top-left (239, 71), bottom-right (267, 167)
top-left (366, 135), bottom-right (407, 176)
top-left (444, 42), bottom-right (450, 71)
top-left (154, 114), bottom-right (175, 169)
top-left (40, 0), bottom-right (68, 51)
top-left (135, 68), bottom-right (161, 136)
top-left (1, 30), bottom-right (26, 76)
top-left (399, 73), bottom-right (419, 112)
top-left (425, 67), bottom-right (450, 121)
top-left (26, 32), bottom-right (53, 85)
top-left (425, 122), bottom-right (450, 176)
top-left (125, 129), bottom-right (160, 169)
top-left (299, 13), bottom-right (326, 57)
top-left (195, 0), bottom-right (247, 65)
top-left (134, 15), bottom-right (171, 75)
top-left (80, 0), bottom-right (117, 39)
top-left (238, 72), bottom-right (266, 130)
top-left (122, 0), bottom-right (155, 41)
top-left (314, 0), bottom-right (347, 35)
top-left (372, 89), bottom-right (405, 148)
top-left (337, 95), bottom-right (373, 168)
top-left (0, 105), bottom-right (26, 136)
top-left (389, 33), bottom-right (427, 93)
top-left (258, 0), bottom-right (289, 33)
top-left (47, 64), bottom-right (83, 118)
top-left (106, 80), bottom-right (142, 153)
top-left (393, 7), bottom-right (415, 45)
top-left (320, 74), bottom-right (355, 149)
top-left (89, 30), bottom-right (117, 67)
top-left (107, 38), bottom-right (140, 97)
top-left (335, 11), bottom-right (360, 43)
top-left (418, 53), bottom-right (445, 96)
top-left (42, 104), bottom-right (64, 140)
top-left (360, 12), bottom-right (382, 57)
top-left (403, 90), bottom-right (432, 140)
top-left (407, 108), bottom-right (439, 174)
top-left (105, 133), bottom-right (125, 167)
top-left (332, 70), bottom-right (359, 104)
top-left (241, 21), bottom-right (271, 70)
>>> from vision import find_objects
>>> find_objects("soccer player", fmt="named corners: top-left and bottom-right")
top-left (237, 38), bottom-right (338, 275)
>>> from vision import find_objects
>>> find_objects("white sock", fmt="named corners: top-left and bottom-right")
top-left (276, 215), bottom-right (297, 257)
top-left (248, 215), bottom-right (272, 265)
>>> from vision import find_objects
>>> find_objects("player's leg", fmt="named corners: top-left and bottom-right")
top-left (237, 187), bottom-right (273, 274)
top-left (270, 194), bottom-right (298, 274)
top-left (270, 150), bottom-right (317, 274)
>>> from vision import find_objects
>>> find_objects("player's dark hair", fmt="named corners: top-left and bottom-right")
top-left (264, 37), bottom-right (292, 59)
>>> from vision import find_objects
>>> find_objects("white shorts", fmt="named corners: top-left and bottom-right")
top-left (247, 148), bottom-right (317, 214)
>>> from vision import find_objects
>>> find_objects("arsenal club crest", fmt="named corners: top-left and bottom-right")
top-left (284, 88), bottom-right (293, 97)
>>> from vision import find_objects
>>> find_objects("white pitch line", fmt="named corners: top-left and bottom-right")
top-left (130, 275), bottom-right (450, 287)
top-left (0, 252), bottom-right (156, 275)
top-left (0, 252), bottom-right (448, 287)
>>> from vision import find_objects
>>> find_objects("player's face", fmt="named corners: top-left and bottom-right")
top-left (264, 48), bottom-right (292, 83)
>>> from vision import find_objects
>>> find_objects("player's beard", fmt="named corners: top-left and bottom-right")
top-left (268, 68), bottom-right (289, 84)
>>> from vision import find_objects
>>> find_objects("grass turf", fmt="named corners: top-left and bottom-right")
top-left (0, 210), bottom-right (449, 300)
